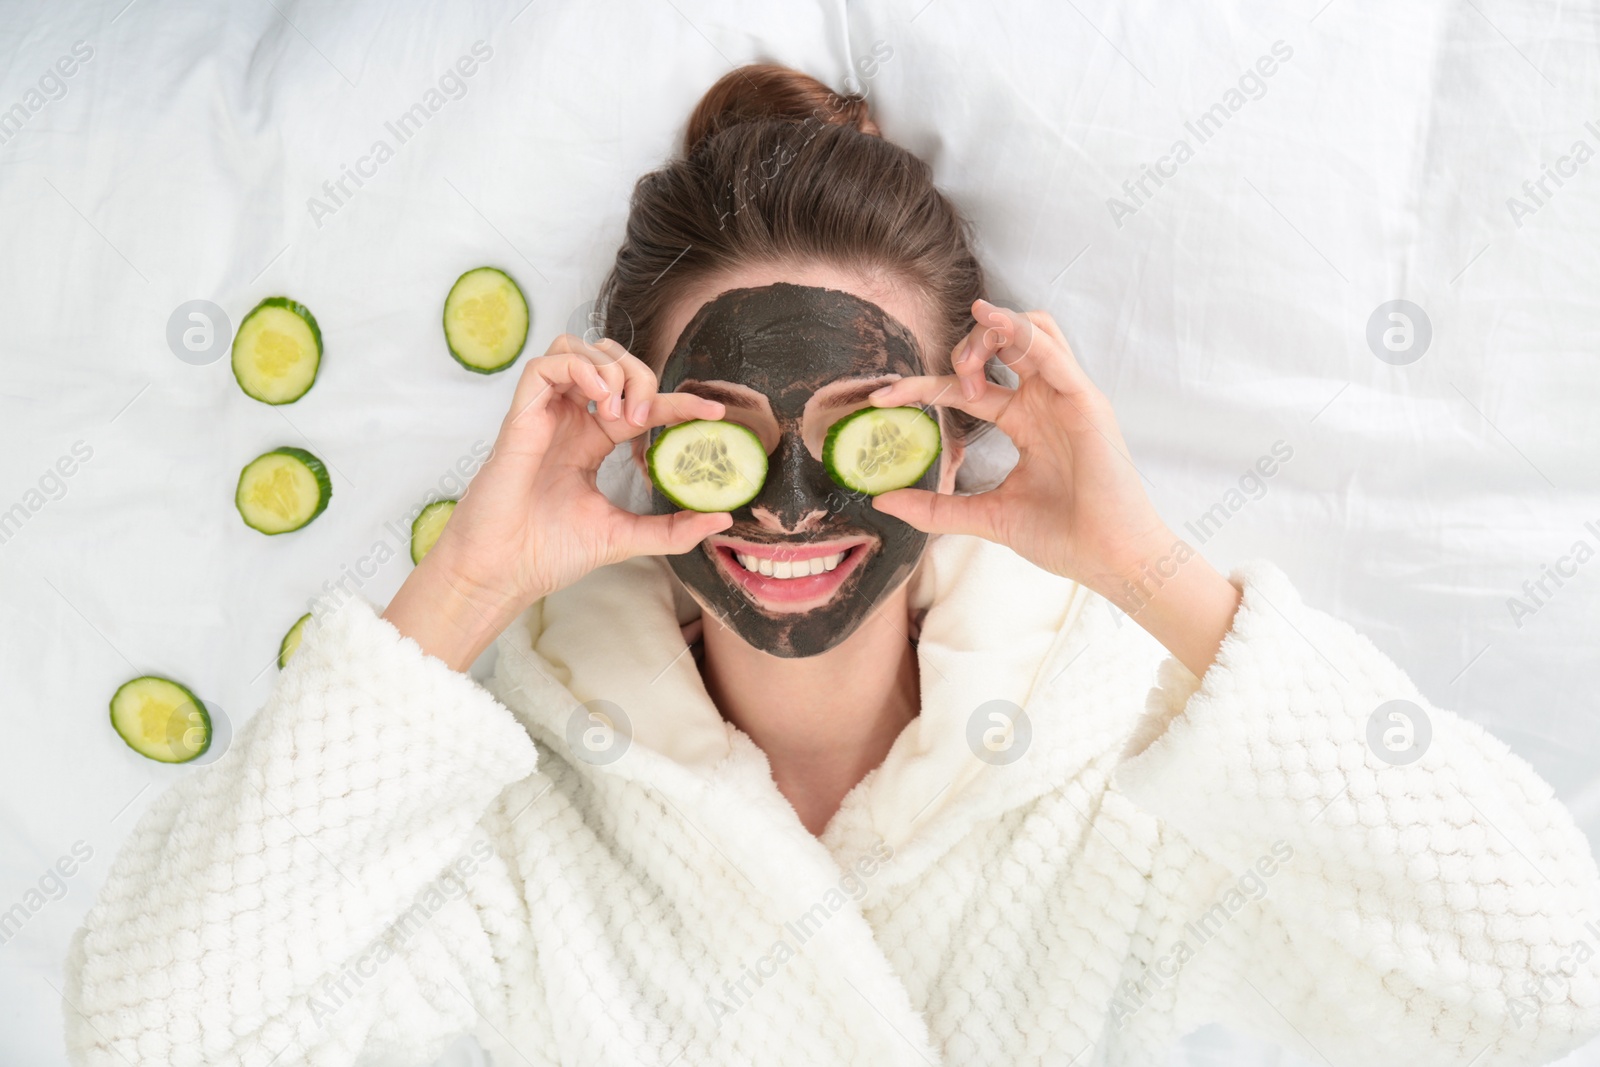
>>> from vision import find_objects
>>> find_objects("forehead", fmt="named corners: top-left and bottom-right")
top-left (659, 284), bottom-right (922, 405)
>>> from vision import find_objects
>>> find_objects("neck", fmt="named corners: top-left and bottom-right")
top-left (698, 585), bottom-right (922, 837)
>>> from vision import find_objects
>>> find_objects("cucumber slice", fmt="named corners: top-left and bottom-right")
top-left (232, 297), bottom-right (322, 404)
top-left (822, 406), bottom-right (941, 495)
top-left (646, 420), bottom-right (768, 512)
top-left (236, 447), bottom-right (332, 534)
top-left (443, 267), bottom-right (529, 374)
top-left (109, 676), bottom-right (211, 764)
top-left (410, 499), bottom-right (457, 564)
top-left (278, 612), bottom-right (311, 669)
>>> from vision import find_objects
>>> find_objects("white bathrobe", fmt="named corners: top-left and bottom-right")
top-left (63, 534), bottom-right (1600, 1066)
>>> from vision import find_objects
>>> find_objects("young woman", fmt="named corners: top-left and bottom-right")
top-left (66, 65), bottom-right (1600, 1067)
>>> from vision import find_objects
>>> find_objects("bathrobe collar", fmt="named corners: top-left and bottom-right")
top-left (490, 533), bottom-right (1143, 889)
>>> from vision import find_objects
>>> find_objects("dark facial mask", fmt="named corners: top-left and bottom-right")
top-left (648, 283), bottom-right (939, 658)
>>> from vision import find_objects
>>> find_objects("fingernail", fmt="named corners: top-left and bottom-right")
top-left (609, 394), bottom-right (622, 418)
top-left (961, 375), bottom-right (979, 400)
top-left (629, 402), bottom-right (646, 426)
top-left (869, 385), bottom-right (891, 398)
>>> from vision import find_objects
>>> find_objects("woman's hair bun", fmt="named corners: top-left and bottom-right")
top-left (684, 63), bottom-right (880, 156)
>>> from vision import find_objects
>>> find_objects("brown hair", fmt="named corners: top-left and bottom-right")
top-left (597, 63), bottom-right (995, 446)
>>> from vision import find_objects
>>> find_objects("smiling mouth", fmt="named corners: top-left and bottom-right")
top-left (704, 534), bottom-right (875, 609)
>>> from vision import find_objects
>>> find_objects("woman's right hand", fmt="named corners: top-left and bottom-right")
top-left (380, 334), bottom-right (732, 671)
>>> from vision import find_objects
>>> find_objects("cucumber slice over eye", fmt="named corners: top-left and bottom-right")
top-left (278, 612), bottom-right (312, 669)
top-left (410, 499), bottom-right (456, 564)
top-left (822, 406), bottom-right (942, 495)
top-left (236, 447), bottom-right (332, 534)
top-left (232, 297), bottom-right (322, 404)
top-left (109, 676), bottom-right (211, 763)
top-left (646, 420), bottom-right (768, 513)
top-left (443, 267), bottom-right (530, 374)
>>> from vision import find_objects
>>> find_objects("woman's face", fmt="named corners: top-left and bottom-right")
top-left (633, 264), bottom-right (963, 658)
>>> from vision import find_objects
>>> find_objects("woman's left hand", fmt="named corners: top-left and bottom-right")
top-left (865, 299), bottom-right (1242, 677)
top-left (867, 299), bottom-right (1172, 594)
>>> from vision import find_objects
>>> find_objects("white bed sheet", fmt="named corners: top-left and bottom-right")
top-left (1, 0), bottom-right (1596, 1063)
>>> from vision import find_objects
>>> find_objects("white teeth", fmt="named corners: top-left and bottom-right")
top-left (732, 549), bottom-right (847, 578)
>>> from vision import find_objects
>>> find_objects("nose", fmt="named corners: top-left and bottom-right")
top-left (747, 430), bottom-right (831, 534)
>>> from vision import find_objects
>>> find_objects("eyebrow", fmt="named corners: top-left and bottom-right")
top-left (674, 381), bottom-right (766, 409)
top-left (813, 376), bottom-right (902, 407)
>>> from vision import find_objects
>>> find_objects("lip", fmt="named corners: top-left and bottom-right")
top-left (705, 534), bottom-right (875, 608)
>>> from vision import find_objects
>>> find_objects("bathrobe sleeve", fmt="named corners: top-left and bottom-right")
top-left (62, 595), bottom-right (541, 1067)
top-left (1111, 560), bottom-right (1600, 1066)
